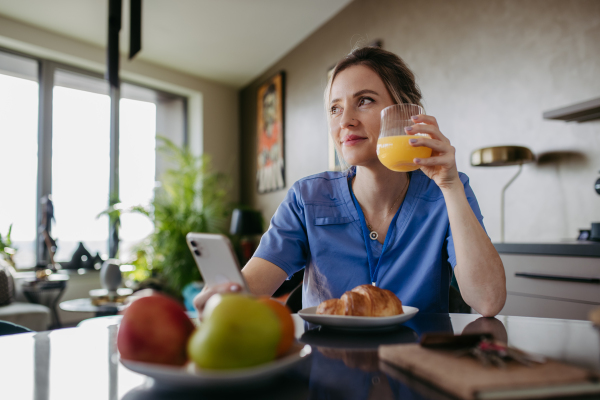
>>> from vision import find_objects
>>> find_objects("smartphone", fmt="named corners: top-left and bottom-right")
top-left (186, 232), bottom-right (248, 291)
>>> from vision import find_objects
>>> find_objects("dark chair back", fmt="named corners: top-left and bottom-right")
top-left (449, 285), bottom-right (471, 313)
top-left (0, 321), bottom-right (32, 336)
top-left (285, 284), bottom-right (303, 313)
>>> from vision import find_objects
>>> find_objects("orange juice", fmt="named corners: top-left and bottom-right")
top-left (376, 136), bottom-right (432, 172)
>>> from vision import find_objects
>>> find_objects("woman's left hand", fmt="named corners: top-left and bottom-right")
top-left (406, 114), bottom-right (459, 190)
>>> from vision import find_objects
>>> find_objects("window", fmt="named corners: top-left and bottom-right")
top-left (52, 70), bottom-right (111, 261)
top-left (120, 84), bottom-right (187, 262)
top-left (0, 52), bottom-right (38, 268)
top-left (0, 48), bottom-right (187, 268)
top-left (119, 84), bottom-right (157, 262)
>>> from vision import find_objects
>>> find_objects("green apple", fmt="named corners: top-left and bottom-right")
top-left (188, 294), bottom-right (281, 369)
top-left (202, 291), bottom-right (223, 321)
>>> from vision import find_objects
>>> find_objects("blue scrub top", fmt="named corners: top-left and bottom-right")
top-left (254, 168), bottom-right (485, 313)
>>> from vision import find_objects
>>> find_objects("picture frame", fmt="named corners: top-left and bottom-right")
top-left (256, 71), bottom-right (285, 193)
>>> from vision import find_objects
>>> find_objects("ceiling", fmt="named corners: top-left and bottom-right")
top-left (0, 0), bottom-right (352, 87)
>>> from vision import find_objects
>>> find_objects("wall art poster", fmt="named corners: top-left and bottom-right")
top-left (256, 72), bottom-right (285, 193)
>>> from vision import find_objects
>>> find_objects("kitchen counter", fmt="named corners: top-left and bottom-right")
top-left (1, 313), bottom-right (598, 400)
top-left (494, 241), bottom-right (600, 258)
top-left (495, 242), bottom-right (600, 320)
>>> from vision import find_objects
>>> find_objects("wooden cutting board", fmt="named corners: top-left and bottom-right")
top-left (378, 343), bottom-right (600, 400)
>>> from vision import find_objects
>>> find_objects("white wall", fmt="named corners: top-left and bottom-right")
top-left (240, 0), bottom-right (600, 243)
top-left (0, 14), bottom-right (240, 202)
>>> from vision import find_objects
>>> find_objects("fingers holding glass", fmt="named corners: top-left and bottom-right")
top-left (411, 114), bottom-right (439, 128)
top-left (405, 120), bottom-right (449, 143)
top-left (377, 104), bottom-right (432, 172)
top-left (409, 138), bottom-right (455, 165)
top-left (413, 153), bottom-right (454, 167)
top-left (408, 136), bottom-right (450, 154)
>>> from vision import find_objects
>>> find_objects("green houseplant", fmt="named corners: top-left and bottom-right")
top-left (102, 137), bottom-right (232, 295)
top-left (0, 224), bottom-right (17, 268)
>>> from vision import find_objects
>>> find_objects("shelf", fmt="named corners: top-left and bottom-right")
top-left (543, 97), bottom-right (600, 122)
top-left (494, 242), bottom-right (600, 258)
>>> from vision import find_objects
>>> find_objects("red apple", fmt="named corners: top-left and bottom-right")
top-left (117, 293), bottom-right (195, 365)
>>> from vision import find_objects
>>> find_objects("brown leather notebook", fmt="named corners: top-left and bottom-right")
top-left (378, 343), bottom-right (600, 400)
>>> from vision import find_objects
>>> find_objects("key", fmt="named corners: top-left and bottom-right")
top-left (471, 348), bottom-right (492, 367)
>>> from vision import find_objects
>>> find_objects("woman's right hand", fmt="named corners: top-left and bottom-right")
top-left (193, 282), bottom-right (243, 320)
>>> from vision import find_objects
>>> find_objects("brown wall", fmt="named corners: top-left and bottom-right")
top-left (240, 0), bottom-right (600, 243)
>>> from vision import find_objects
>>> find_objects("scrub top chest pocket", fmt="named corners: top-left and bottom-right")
top-left (306, 206), bottom-right (371, 299)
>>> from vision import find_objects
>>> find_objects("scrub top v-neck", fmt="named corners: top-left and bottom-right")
top-left (348, 178), bottom-right (404, 286)
top-left (253, 168), bottom-right (486, 313)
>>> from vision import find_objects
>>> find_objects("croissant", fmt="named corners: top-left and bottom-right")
top-left (316, 284), bottom-right (403, 317)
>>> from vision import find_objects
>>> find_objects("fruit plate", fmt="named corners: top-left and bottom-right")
top-left (297, 306), bottom-right (418, 331)
top-left (120, 343), bottom-right (312, 388)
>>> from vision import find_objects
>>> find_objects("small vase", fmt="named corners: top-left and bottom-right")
top-left (100, 259), bottom-right (122, 293)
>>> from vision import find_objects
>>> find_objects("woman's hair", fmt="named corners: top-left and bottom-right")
top-left (325, 46), bottom-right (423, 171)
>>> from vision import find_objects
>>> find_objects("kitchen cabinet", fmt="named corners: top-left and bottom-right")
top-left (496, 244), bottom-right (600, 320)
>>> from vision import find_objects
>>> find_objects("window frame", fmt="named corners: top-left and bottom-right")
top-left (0, 46), bottom-right (188, 267)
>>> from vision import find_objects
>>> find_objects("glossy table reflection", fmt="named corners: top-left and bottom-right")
top-left (1, 313), bottom-right (598, 400)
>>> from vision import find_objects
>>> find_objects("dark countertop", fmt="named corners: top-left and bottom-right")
top-left (494, 241), bottom-right (600, 258)
top-left (1, 313), bottom-right (598, 400)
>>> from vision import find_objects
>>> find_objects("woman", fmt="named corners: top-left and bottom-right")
top-left (195, 47), bottom-right (506, 317)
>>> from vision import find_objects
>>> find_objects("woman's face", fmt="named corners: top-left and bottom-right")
top-left (329, 65), bottom-right (395, 167)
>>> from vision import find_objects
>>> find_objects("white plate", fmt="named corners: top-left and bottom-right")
top-left (120, 343), bottom-right (312, 388)
top-left (298, 305), bottom-right (418, 331)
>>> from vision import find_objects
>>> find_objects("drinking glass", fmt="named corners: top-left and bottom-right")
top-left (377, 104), bottom-right (432, 172)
